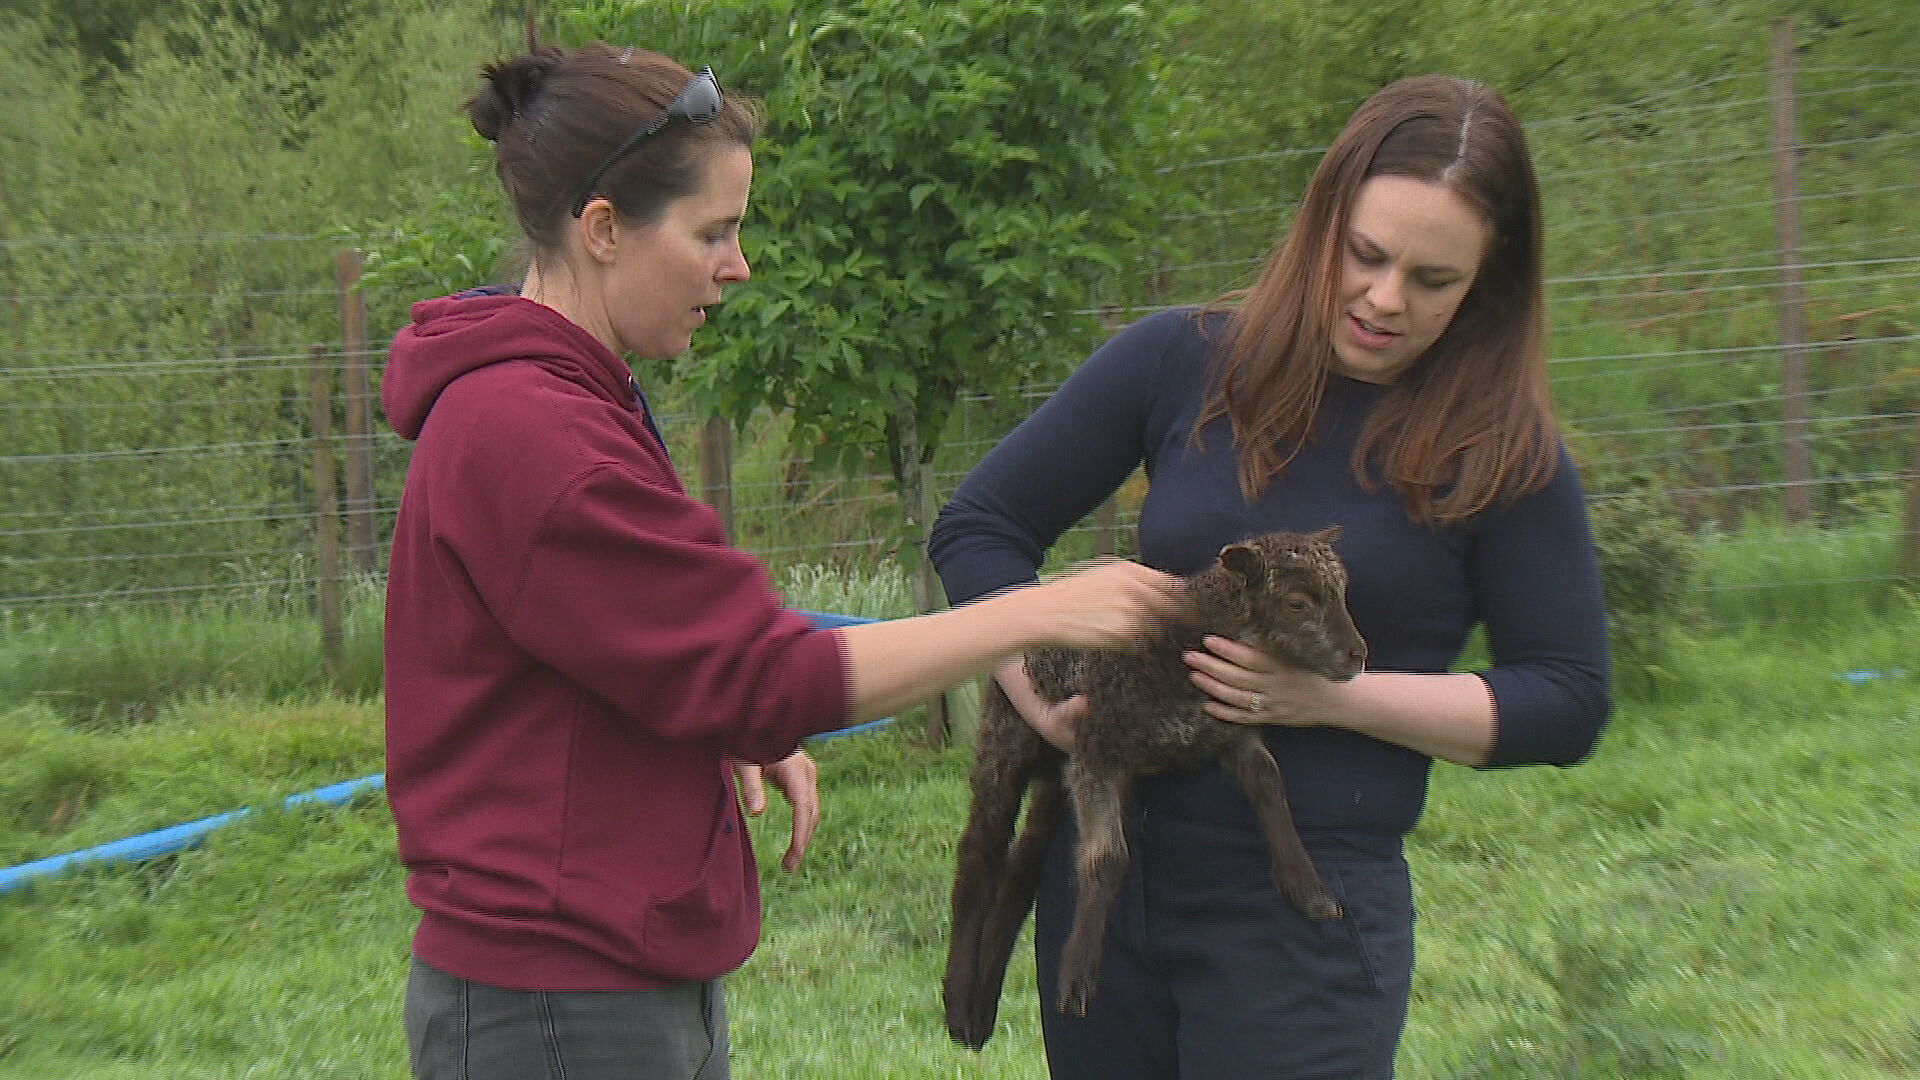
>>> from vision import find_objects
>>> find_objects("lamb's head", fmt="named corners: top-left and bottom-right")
top-left (1216, 527), bottom-right (1367, 681)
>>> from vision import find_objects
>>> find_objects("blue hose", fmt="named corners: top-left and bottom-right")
top-left (0, 775), bottom-right (387, 896)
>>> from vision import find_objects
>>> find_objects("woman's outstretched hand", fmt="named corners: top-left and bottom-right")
top-left (1013, 559), bottom-right (1186, 650)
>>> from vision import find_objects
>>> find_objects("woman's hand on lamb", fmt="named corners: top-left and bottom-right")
top-left (1187, 634), bottom-right (1345, 727)
top-left (994, 655), bottom-right (1085, 753)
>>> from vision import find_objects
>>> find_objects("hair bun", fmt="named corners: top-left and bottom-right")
top-left (469, 45), bottom-right (565, 142)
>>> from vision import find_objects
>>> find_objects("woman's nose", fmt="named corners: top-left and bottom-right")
top-left (1368, 272), bottom-right (1405, 315)
top-left (719, 240), bottom-right (750, 284)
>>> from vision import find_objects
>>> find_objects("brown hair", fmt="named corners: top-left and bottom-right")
top-left (467, 44), bottom-right (761, 253)
top-left (1196, 75), bottom-right (1555, 527)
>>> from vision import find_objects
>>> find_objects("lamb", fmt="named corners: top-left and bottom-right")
top-left (942, 527), bottom-right (1367, 1049)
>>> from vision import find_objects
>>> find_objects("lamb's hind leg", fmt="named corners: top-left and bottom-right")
top-left (1055, 760), bottom-right (1133, 1018)
top-left (954, 773), bottom-right (1065, 1049)
top-left (945, 685), bottom-right (1051, 1049)
top-left (1219, 734), bottom-right (1343, 921)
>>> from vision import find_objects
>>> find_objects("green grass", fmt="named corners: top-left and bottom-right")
top-left (4, 608), bottom-right (1919, 1077)
top-left (0, 693), bottom-right (382, 866)
top-left (3, 611), bottom-right (1920, 1068)
top-left (0, 576), bottom-right (385, 725)
top-left (1690, 512), bottom-right (1915, 627)
top-left (1405, 619), bottom-right (1920, 1078)
top-left (773, 559), bottom-right (917, 621)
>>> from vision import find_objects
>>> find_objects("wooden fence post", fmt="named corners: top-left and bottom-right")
top-left (1094, 498), bottom-right (1119, 557)
top-left (1092, 308), bottom-right (1128, 560)
top-left (307, 348), bottom-right (344, 678)
top-left (1768, 18), bottom-right (1814, 524)
top-left (700, 415), bottom-right (734, 538)
top-left (912, 471), bottom-right (952, 748)
top-left (335, 249), bottom-right (377, 571)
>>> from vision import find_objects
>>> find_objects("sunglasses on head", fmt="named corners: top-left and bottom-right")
top-left (570, 66), bottom-right (723, 217)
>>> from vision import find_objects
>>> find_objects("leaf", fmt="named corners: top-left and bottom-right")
top-left (758, 298), bottom-right (794, 327)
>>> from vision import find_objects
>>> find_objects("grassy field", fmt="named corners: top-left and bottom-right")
top-left (3, 592), bottom-right (1919, 1078)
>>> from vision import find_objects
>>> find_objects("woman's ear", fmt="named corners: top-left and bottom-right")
top-left (576, 197), bottom-right (619, 265)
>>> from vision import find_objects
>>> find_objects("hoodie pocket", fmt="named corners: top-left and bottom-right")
top-left (641, 785), bottom-right (749, 952)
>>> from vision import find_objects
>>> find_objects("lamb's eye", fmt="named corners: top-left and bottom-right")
top-left (1285, 596), bottom-right (1311, 612)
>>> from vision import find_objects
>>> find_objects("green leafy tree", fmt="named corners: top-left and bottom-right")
top-left (361, 0), bottom-right (1196, 590)
top-left (565, 1), bottom-right (1190, 564)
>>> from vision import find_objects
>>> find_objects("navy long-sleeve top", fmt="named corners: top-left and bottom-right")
top-left (930, 307), bottom-right (1611, 846)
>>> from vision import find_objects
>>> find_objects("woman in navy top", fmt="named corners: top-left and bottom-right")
top-left (930, 75), bottom-right (1611, 1079)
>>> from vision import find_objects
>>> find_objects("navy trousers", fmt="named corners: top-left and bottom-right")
top-left (1032, 808), bottom-right (1414, 1079)
top-left (405, 957), bottom-right (728, 1080)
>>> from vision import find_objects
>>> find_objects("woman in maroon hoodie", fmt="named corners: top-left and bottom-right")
top-left (382, 43), bottom-right (1180, 1080)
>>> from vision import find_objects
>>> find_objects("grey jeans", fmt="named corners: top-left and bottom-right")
top-left (405, 957), bottom-right (728, 1080)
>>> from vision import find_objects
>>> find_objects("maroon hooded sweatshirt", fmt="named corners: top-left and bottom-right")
top-left (382, 292), bottom-right (851, 990)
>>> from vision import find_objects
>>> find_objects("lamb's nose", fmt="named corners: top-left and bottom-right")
top-left (1346, 647), bottom-right (1367, 669)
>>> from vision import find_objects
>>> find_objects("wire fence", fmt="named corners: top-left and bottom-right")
top-left (3, 63), bottom-right (1916, 636)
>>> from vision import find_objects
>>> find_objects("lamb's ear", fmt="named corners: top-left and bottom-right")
top-left (1218, 542), bottom-right (1264, 581)
top-left (1310, 524), bottom-right (1343, 545)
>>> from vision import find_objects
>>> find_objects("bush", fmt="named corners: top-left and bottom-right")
top-left (1583, 470), bottom-right (1698, 686)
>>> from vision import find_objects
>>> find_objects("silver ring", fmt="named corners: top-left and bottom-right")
top-left (1247, 692), bottom-right (1266, 713)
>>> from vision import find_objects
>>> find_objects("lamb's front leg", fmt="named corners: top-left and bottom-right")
top-left (1056, 760), bottom-right (1132, 1018)
top-left (1219, 734), bottom-right (1343, 921)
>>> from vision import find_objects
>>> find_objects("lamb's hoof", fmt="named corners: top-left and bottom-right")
top-left (1057, 980), bottom-right (1093, 1019)
top-left (1305, 896), bottom-right (1344, 921)
top-left (946, 1021), bottom-right (990, 1052)
top-left (945, 1001), bottom-right (992, 1050)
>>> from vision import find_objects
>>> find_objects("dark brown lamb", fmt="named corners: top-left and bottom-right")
top-left (942, 527), bottom-right (1367, 1049)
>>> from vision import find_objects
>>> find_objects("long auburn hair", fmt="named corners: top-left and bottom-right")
top-left (1196, 75), bottom-right (1556, 527)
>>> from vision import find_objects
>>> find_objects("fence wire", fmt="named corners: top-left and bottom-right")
top-left (2, 71), bottom-right (1916, 630)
